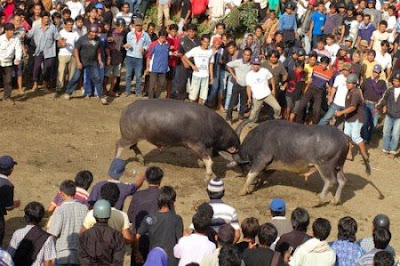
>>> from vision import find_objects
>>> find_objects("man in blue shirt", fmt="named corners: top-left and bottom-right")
top-left (278, 2), bottom-right (298, 46)
top-left (309, 2), bottom-right (326, 48)
top-left (145, 29), bottom-right (170, 98)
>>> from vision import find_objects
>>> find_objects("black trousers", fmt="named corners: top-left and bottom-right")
top-left (148, 73), bottom-right (167, 98)
top-left (0, 66), bottom-right (13, 99)
top-left (0, 215), bottom-right (5, 247)
top-left (226, 83), bottom-right (248, 121)
top-left (296, 85), bottom-right (323, 124)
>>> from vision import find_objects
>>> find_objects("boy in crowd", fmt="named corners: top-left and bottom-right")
top-left (235, 217), bottom-right (259, 256)
top-left (269, 198), bottom-right (292, 237)
top-left (358, 227), bottom-right (393, 265)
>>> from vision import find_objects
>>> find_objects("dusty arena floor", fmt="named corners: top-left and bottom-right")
top-left (1, 89), bottom-right (399, 262)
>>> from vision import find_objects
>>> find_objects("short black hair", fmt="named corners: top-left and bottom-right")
top-left (373, 227), bottom-right (391, 250)
top-left (258, 223), bottom-right (278, 247)
top-left (218, 246), bottom-right (241, 266)
top-left (201, 34), bottom-right (210, 41)
top-left (24, 201), bottom-right (45, 225)
top-left (338, 216), bottom-right (357, 242)
top-left (40, 10), bottom-right (50, 17)
top-left (0, 168), bottom-right (12, 176)
top-left (186, 23), bottom-right (197, 31)
top-left (320, 56), bottom-right (331, 64)
top-left (269, 49), bottom-right (280, 58)
top-left (74, 170), bottom-right (93, 190)
top-left (374, 250), bottom-right (395, 266)
top-left (243, 47), bottom-right (253, 55)
top-left (169, 23), bottom-right (178, 31)
top-left (379, 20), bottom-right (388, 27)
top-left (64, 18), bottom-right (74, 25)
top-left (60, 180), bottom-right (76, 196)
top-left (241, 217), bottom-right (259, 239)
top-left (100, 182), bottom-right (120, 207)
top-left (158, 186), bottom-right (176, 209)
top-left (159, 29), bottom-right (168, 37)
top-left (197, 202), bottom-right (213, 219)
top-left (3, 23), bottom-right (14, 31)
top-left (215, 22), bottom-right (226, 29)
top-left (146, 166), bottom-right (163, 185)
top-left (295, 60), bottom-right (305, 68)
top-left (14, 9), bottom-right (25, 16)
top-left (207, 190), bottom-right (224, 200)
top-left (62, 8), bottom-right (71, 15)
top-left (75, 15), bottom-right (84, 21)
top-left (226, 41), bottom-right (236, 48)
top-left (193, 210), bottom-right (211, 234)
top-left (122, 2), bottom-right (130, 7)
top-left (312, 218), bottom-right (331, 241)
top-left (147, 22), bottom-right (156, 28)
top-left (291, 207), bottom-right (310, 232)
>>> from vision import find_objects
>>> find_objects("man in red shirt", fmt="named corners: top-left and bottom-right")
top-left (167, 24), bottom-right (180, 98)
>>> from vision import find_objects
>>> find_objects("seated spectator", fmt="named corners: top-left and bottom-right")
top-left (200, 224), bottom-right (236, 266)
top-left (330, 216), bottom-right (365, 265)
top-left (358, 227), bottom-right (393, 266)
top-left (373, 250), bottom-right (395, 266)
top-left (235, 217), bottom-right (259, 256)
top-left (8, 202), bottom-right (56, 265)
top-left (219, 246), bottom-right (241, 266)
top-left (47, 180), bottom-right (88, 265)
top-left (79, 199), bottom-right (125, 265)
top-left (269, 198), bottom-right (292, 237)
top-left (207, 178), bottom-right (240, 243)
top-left (88, 158), bottom-right (145, 210)
top-left (136, 186), bottom-right (183, 266)
top-left (242, 223), bottom-right (284, 266)
top-left (128, 166), bottom-right (164, 262)
top-left (174, 210), bottom-right (216, 265)
top-left (48, 170), bottom-right (94, 213)
top-left (81, 182), bottom-right (133, 244)
top-left (289, 218), bottom-right (336, 266)
top-left (276, 207), bottom-right (312, 252)
top-left (358, 214), bottom-right (396, 255)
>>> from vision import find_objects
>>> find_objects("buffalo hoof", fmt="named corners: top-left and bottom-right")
top-left (136, 154), bottom-right (145, 164)
top-left (238, 187), bottom-right (248, 196)
top-left (197, 159), bottom-right (205, 168)
top-left (205, 172), bottom-right (216, 181)
top-left (330, 198), bottom-right (341, 206)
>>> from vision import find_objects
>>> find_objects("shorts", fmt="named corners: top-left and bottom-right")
top-left (344, 119), bottom-right (363, 144)
top-left (166, 67), bottom-right (175, 81)
top-left (286, 96), bottom-right (301, 114)
top-left (189, 75), bottom-right (209, 101)
top-left (105, 64), bottom-right (121, 78)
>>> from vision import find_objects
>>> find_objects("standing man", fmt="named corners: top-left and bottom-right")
top-left (145, 29), bottom-right (170, 98)
top-left (246, 57), bottom-right (281, 126)
top-left (335, 74), bottom-right (369, 161)
top-left (182, 34), bottom-right (214, 105)
top-left (27, 11), bottom-right (59, 92)
top-left (0, 155), bottom-right (20, 246)
top-left (124, 18), bottom-right (151, 97)
top-left (0, 23), bottom-right (22, 103)
top-left (63, 24), bottom-right (107, 104)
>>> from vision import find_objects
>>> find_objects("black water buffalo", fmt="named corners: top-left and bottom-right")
top-left (115, 99), bottom-right (240, 178)
top-left (221, 120), bottom-right (371, 204)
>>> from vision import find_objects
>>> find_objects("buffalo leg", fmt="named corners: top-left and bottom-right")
top-left (115, 138), bottom-right (133, 158)
top-left (130, 144), bottom-right (145, 164)
top-left (315, 165), bottom-right (338, 203)
top-left (239, 157), bottom-right (272, 196)
top-left (332, 169), bottom-right (347, 205)
top-left (188, 143), bottom-right (215, 179)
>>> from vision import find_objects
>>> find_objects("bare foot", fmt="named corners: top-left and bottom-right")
top-left (17, 88), bottom-right (24, 95)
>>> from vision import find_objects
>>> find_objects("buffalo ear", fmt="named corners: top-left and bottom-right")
top-left (219, 151), bottom-right (234, 161)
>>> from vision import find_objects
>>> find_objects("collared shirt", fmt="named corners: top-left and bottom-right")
top-left (279, 13), bottom-right (297, 31)
top-left (27, 23), bottom-right (60, 59)
top-left (0, 34), bottom-right (22, 67)
top-left (125, 30), bottom-right (151, 59)
top-left (330, 240), bottom-right (365, 266)
top-left (226, 59), bottom-right (252, 87)
top-left (8, 225), bottom-right (56, 266)
top-left (147, 40), bottom-right (170, 73)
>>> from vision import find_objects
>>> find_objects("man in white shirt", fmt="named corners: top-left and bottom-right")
top-left (66, 0), bottom-right (85, 20)
top-left (0, 23), bottom-right (22, 103)
top-left (56, 18), bottom-right (80, 92)
top-left (182, 34), bottom-right (214, 105)
top-left (375, 40), bottom-right (392, 81)
top-left (318, 62), bottom-right (351, 127)
top-left (246, 57), bottom-right (281, 125)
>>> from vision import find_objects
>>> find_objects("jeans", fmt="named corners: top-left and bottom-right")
top-left (361, 102), bottom-right (379, 143)
top-left (84, 65), bottom-right (104, 96)
top-left (226, 83), bottom-right (247, 121)
top-left (125, 56), bottom-right (143, 94)
top-left (318, 103), bottom-right (344, 125)
top-left (224, 74), bottom-right (234, 110)
top-left (382, 115), bottom-right (400, 152)
top-left (207, 65), bottom-right (225, 104)
top-left (66, 64), bottom-right (103, 97)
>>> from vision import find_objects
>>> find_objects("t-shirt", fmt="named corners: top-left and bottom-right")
top-left (185, 46), bottom-right (214, 78)
top-left (246, 68), bottom-right (273, 100)
top-left (333, 74), bottom-right (349, 107)
top-left (310, 65), bottom-right (334, 90)
top-left (371, 30), bottom-right (389, 52)
top-left (345, 88), bottom-right (364, 123)
top-left (74, 34), bottom-right (100, 66)
top-left (343, 15), bottom-right (355, 37)
top-left (311, 11), bottom-right (326, 36)
top-left (242, 247), bottom-right (284, 266)
top-left (58, 29), bottom-right (80, 56)
top-left (51, 187), bottom-right (89, 207)
top-left (66, 1), bottom-right (84, 19)
top-left (226, 59), bottom-right (252, 87)
top-left (88, 180), bottom-right (137, 210)
top-left (83, 208), bottom-right (130, 232)
top-left (138, 211), bottom-right (183, 265)
top-left (173, 233), bottom-right (216, 266)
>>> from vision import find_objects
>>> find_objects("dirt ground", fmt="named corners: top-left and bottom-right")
top-left (1, 89), bottom-right (399, 263)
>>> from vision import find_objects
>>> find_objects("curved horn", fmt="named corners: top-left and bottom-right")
top-left (235, 119), bottom-right (252, 139)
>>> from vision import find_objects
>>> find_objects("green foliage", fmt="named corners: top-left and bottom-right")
top-left (223, 2), bottom-right (259, 37)
top-left (145, 4), bottom-right (158, 26)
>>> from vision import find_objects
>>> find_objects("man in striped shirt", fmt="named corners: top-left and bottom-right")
top-left (296, 56), bottom-right (334, 124)
top-left (207, 178), bottom-right (240, 243)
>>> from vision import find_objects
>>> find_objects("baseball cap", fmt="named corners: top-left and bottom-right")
top-left (135, 18), bottom-right (144, 26)
top-left (207, 178), bottom-right (224, 192)
top-left (344, 36), bottom-right (353, 43)
top-left (95, 2), bottom-right (104, 9)
top-left (342, 62), bottom-right (352, 71)
top-left (251, 57), bottom-right (261, 65)
top-left (0, 155), bottom-right (17, 170)
top-left (360, 40), bottom-right (369, 47)
top-left (270, 198), bottom-right (286, 212)
top-left (108, 158), bottom-right (126, 179)
top-left (373, 64), bottom-right (382, 73)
